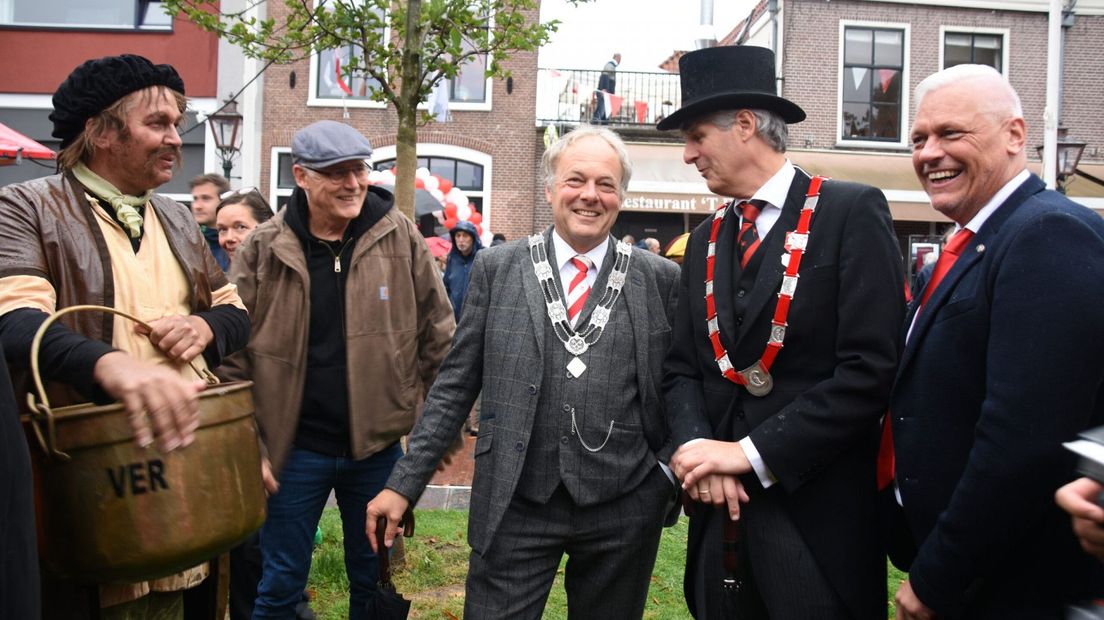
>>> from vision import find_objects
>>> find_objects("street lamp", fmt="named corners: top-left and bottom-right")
top-left (1037, 126), bottom-right (1087, 194)
top-left (208, 98), bottom-right (243, 180)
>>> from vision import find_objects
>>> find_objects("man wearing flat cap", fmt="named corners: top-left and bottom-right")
top-left (0, 54), bottom-right (251, 618)
top-left (661, 46), bottom-right (903, 618)
top-left (216, 120), bottom-right (454, 619)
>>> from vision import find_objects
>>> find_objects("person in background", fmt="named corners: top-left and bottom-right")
top-left (443, 220), bottom-right (483, 322)
top-left (621, 233), bottom-right (636, 245)
top-left (889, 63), bottom-right (1104, 619)
top-left (190, 173), bottom-right (231, 271)
top-left (217, 120), bottom-right (454, 620)
top-left (490, 232), bottom-right (506, 247)
top-left (592, 52), bottom-right (621, 124)
top-left (643, 237), bottom-right (661, 254)
top-left (216, 188), bottom-right (274, 263)
top-left (0, 53), bottom-right (250, 620)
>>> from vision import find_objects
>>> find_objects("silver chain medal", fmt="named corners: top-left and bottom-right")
top-left (528, 234), bottom-right (632, 379)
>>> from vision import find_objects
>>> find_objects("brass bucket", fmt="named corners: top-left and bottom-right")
top-left (21, 305), bottom-right (266, 583)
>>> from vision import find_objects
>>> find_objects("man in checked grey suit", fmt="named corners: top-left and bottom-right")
top-left (367, 126), bottom-right (681, 618)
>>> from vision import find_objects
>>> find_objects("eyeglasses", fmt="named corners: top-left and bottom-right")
top-left (306, 162), bottom-right (372, 184)
top-left (220, 186), bottom-right (260, 200)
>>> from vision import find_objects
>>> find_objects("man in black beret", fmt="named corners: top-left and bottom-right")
top-left (661, 45), bottom-right (904, 619)
top-left (0, 54), bottom-right (250, 619)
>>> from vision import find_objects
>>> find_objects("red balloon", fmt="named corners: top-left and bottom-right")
top-left (415, 177), bottom-right (425, 189)
top-left (438, 178), bottom-right (453, 194)
top-left (444, 203), bottom-right (458, 219)
top-left (444, 217), bottom-right (459, 230)
top-left (469, 211), bottom-right (483, 225)
top-left (476, 224), bottom-right (483, 236)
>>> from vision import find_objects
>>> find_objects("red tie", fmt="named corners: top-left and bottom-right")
top-left (918, 228), bottom-right (975, 308)
top-left (736, 200), bottom-right (763, 268)
top-left (876, 228), bottom-right (976, 490)
top-left (566, 256), bottom-right (591, 326)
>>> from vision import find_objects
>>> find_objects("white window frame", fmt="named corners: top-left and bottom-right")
top-left (938, 26), bottom-right (1011, 77)
top-left (836, 19), bottom-right (911, 150)
top-left (306, 9), bottom-right (493, 111)
top-left (269, 147), bottom-right (294, 208)
top-left (370, 144), bottom-right (493, 230)
top-left (0, 0), bottom-right (173, 30)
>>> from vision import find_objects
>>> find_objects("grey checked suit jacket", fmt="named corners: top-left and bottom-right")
top-left (386, 229), bottom-right (681, 554)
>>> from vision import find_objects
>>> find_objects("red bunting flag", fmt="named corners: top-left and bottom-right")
top-left (335, 56), bottom-right (353, 96)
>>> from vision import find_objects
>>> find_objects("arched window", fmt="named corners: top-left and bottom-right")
top-left (371, 145), bottom-right (492, 238)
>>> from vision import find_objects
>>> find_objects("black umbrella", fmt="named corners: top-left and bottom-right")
top-left (365, 512), bottom-right (415, 619)
top-left (378, 184), bottom-right (445, 217)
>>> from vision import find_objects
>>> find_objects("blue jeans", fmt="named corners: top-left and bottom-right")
top-left (252, 444), bottom-right (402, 620)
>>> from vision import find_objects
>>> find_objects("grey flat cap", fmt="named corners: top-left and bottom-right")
top-left (292, 120), bottom-right (373, 169)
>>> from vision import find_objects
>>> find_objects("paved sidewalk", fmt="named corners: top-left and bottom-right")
top-left (418, 434), bottom-right (476, 510)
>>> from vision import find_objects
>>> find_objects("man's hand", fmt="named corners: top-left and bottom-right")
top-left (684, 473), bottom-right (750, 520)
top-left (93, 351), bottom-right (206, 451)
top-left (366, 489), bottom-right (411, 554)
top-left (260, 457), bottom-right (279, 496)
top-left (136, 315), bottom-right (213, 363)
top-left (895, 579), bottom-right (935, 620)
top-left (1056, 477), bottom-right (1104, 560)
top-left (671, 439), bottom-right (753, 487)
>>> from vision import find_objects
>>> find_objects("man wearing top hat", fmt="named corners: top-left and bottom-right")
top-left (0, 54), bottom-right (250, 618)
top-left (662, 46), bottom-right (904, 618)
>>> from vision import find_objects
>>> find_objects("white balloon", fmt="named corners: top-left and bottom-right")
top-left (458, 203), bottom-right (472, 220)
top-left (423, 175), bottom-right (440, 192)
top-left (415, 167), bottom-right (431, 179)
top-left (446, 187), bottom-right (468, 205)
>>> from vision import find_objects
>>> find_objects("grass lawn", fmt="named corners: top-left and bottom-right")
top-left (308, 508), bottom-right (906, 619)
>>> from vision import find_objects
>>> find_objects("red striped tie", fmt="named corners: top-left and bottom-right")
top-left (566, 256), bottom-right (591, 326)
top-left (737, 200), bottom-right (763, 268)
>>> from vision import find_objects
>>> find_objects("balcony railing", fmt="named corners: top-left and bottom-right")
top-left (536, 67), bottom-right (682, 128)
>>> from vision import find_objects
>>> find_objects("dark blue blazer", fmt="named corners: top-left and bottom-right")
top-left (891, 174), bottom-right (1104, 618)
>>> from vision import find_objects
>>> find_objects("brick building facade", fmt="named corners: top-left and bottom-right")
top-left (256, 2), bottom-right (542, 243)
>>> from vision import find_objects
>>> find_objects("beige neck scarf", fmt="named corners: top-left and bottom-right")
top-left (72, 162), bottom-right (152, 238)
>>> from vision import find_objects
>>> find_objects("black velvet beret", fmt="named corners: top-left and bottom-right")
top-left (50, 54), bottom-right (186, 148)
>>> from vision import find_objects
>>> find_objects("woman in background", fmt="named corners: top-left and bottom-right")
top-left (216, 188), bottom-right (274, 263)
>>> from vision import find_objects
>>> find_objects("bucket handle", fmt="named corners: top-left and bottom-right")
top-left (26, 304), bottom-right (219, 460)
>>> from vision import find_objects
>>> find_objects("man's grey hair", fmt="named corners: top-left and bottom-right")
top-left (694, 109), bottom-right (789, 153)
top-left (541, 126), bottom-right (633, 196)
top-left (915, 64), bottom-right (1023, 117)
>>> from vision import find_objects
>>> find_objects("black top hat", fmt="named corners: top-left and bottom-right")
top-left (656, 46), bottom-right (805, 131)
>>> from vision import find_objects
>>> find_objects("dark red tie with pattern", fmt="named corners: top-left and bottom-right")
top-left (876, 227), bottom-right (976, 490)
top-left (736, 200), bottom-right (764, 268)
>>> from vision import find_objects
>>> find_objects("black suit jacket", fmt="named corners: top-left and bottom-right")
top-left (891, 174), bottom-right (1104, 618)
top-left (664, 169), bottom-right (904, 618)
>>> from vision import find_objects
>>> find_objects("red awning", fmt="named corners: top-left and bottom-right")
top-left (0, 122), bottom-right (55, 166)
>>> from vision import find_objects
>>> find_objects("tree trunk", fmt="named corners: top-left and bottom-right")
top-left (392, 0), bottom-right (424, 223)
